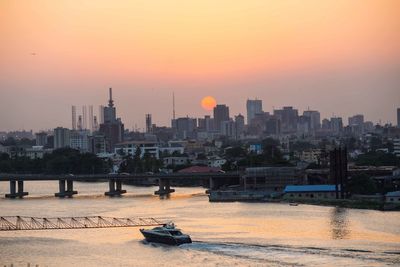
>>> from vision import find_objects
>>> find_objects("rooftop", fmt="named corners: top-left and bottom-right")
top-left (284, 185), bottom-right (340, 193)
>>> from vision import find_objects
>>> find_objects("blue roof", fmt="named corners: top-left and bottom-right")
top-left (284, 185), bottom-right (340, 193)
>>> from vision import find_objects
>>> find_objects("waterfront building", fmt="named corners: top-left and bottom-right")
top-left (283, 185), bottom-right (340, 199)
top-left (245, 167), bottom-right (304, 191)
top-left (246, 99), bottom-right (263, 125)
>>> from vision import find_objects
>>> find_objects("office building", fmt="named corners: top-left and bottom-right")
top-left (99, 88), bottom-right (124, 152)
top-left (246, 99), bottom-right (263, 125)
top-left (54, 127), bottom-right (70, 149)
top-left (213, 104), bottom-right (230, 132)
top-left (303, 110), bottom-right (321, 131)
top-left (274, 106), bottom-right (298, 133)
top-left (35, 132), bottom-right (48, 146)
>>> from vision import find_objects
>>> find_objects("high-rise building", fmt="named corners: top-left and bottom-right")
top-left (348, 114), bottom-right (364, 126)
top-left (54, 127), bottom-right (70, 149)
top-left (70, 130), bottom-right (89, 152)
top-left (89, 105), bottom-right (94, 132)
top-left (35, 132), bottom-right (48, 146)
top-left (303, 110), bottom-right (321, 131)
top-left (213, 104), bottom-right (230, 132)
top-left (71, 106), bottom-right (77, 130)
top-left (331, 117), bottom-right (343, 134)
top-left (348, 114), bottom-right (364, 135)
top-left (397, 108), bottom-right (400, 128)
top-left (99, 88), bottom-right (124, 152)
top-left (82, 105), bottom-right (87, 130)
top-left (246, 99), bottom-right (263, 125)
top-left (273, 106), bottom-right (298, 133)
top-left (221, 119), bottom-right (236, 138)
top-left (234, 114), bottom-right (245, 139)
top-left (265, 116), bottom-right (281, 136)
top-left (146, 114), bottom-right (152, 133)
top-left (174, 117), bottom-right (197, 139)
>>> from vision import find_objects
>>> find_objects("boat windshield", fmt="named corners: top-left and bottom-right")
top-left (168, 230), bottom-right (183, 236)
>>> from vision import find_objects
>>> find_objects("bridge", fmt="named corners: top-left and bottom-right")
top-left (0, 216), bottom-right (167, 231)
top-left (0, 172), bottom-right (242, 198)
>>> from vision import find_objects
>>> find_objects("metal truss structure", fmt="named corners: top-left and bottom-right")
top-left (0, 216), bottom-right (166, 231)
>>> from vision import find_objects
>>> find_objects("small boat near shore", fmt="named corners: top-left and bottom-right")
top-left (289, 202), bottom-right (299, 206)
top-left (140, 223), bottom-right (192, 245)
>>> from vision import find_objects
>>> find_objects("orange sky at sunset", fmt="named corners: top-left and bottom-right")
top-left (0, 0), bottom-right (399, 131)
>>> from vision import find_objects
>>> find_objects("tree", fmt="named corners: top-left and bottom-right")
top-left (347, 174), bottom-right (378, 195)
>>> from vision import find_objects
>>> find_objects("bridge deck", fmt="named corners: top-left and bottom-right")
top-left (0, 172), bottom-right (242, 181)
top-left (0, 216), bottom-right (167, 231)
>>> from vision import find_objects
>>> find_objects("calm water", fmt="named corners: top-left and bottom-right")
top-left (0, 181), bottom-right (399, 267)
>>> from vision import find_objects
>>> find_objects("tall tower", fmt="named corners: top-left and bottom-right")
top-left (82, 106), bottom-right (87, 130)
top-left (72, 106), bottom-right (77, 130)
top-left (146, 114), bottom-right (152, 133)
top-left (89, 105), bottom-right (94, 132)
top-left (173, 92), bottom-right (176, 120)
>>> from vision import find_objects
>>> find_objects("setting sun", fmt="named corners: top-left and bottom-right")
top-left (201, 96), bottom-right (217, 111)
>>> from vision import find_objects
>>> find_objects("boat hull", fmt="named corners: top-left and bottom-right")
top-left (140, 229), bottom-right (192, 245)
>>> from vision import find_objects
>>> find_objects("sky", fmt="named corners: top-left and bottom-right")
top-left (0, 0), bottom-right (399, 131)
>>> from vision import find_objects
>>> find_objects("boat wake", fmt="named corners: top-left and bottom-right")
top-left (179, 241), bottom-right (400, 266)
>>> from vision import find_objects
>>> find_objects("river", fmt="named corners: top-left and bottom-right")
top-left (1, 181), bottom-right (399, 266)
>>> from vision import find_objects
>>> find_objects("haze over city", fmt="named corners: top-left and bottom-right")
top-left (1, 0), bottom-right (400, 131)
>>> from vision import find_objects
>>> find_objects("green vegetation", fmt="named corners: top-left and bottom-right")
top-left (355, 151), bottom-right (400, 167)
top-left (347, 174), bottom-right (378, 195)
top-left (119, 147), bottom-right (163, 173)
top-left (0, 148), bottom-right (109, 174)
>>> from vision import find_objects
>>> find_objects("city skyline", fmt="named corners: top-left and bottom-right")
top-left (1, 0), bottom-right (399, 131)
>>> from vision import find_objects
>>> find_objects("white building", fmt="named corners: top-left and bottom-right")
top-left (115, 140), bottom-right (160, 158)
top-left (70, 130), bottom-right (89, 152)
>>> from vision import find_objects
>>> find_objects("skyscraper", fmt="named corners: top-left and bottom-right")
top-left (303, 110), bottom-right (321, 131)
top-left (213, 104), bottom-right (230, 132)
top-left (54, 127), bottom-right (70, 149)
top-left (71, 106), bottom-right (77, 130)
top-left (99, 88), bottom-right (124, 152)
top-left (273, 106), bottom-right (298, 133)
top-left (246, 99), bottom-right (263, 125)
top-left (397, 108), bottom-right (400, 128)
top-left (146, 114), bottom-right (152, 133)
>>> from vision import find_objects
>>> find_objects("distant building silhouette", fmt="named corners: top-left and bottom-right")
top-left (246, 99), bottom-right (263, 125)
top-left (99, 88), bottom-right (124, 152)
top-left (54, 127), bottom-right (70, 149)
top-left (213, 104), bottom-right (230, 132)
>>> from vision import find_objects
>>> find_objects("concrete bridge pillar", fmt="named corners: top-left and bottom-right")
top-left (55, 179), bottom-right (78, 198)
top-left (155, 178), bottom-right (175, 195)
top-left (5, 180), bottom-right (29, 198)
top-left (105, 179), bottom-right (126, 196)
